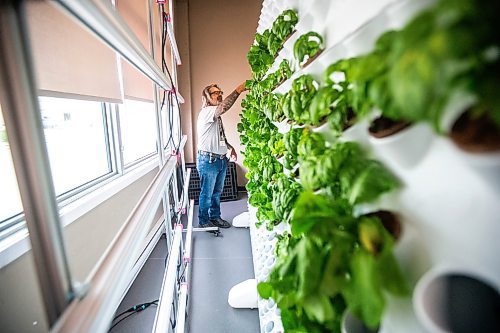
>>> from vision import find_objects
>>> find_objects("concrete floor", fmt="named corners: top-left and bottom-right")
top-left (111, 195), bottom-right (259, 333)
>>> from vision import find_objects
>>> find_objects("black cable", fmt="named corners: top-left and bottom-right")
top-left (160, 8), bottom-right (175, 139)
top-left (108, 312), bottom-right (136, 332)
top-left (159, 16), bottom-right (174, 151)
top-left (108, 300), bottom-right (159, 332)
top-left (111, 300), bottom-right (159, 322)
top-left (170, 298), bottom-right (177, 329)
top-left (160, 34), bottom-right (176, 151)
top-left (161, 91), bottom-right (174, 150)
top-left (159, 7), bottom-right (182, 152)
top-left (178, 266), bottom-right (187, 285)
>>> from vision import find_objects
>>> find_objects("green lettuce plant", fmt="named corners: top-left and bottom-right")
top-left (272, 9), bottom-right (298, 41)
top-left (294, 32), bottom-right (324, 67)
top-left (247, 10), bottom-right (299, 80)
top-left (283, 75), bottom-right (319, 124)
top-left (259, 191), bottom-right (407, 332)
top-left (283, 127), bottom-right (304, 170)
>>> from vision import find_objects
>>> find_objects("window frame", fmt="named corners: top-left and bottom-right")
top-left (117, 99), bottom-right (159, 169)
top-left (53, 102), bottom-right (119, 204)
top-left (0, 97), bottom-right (162, 251)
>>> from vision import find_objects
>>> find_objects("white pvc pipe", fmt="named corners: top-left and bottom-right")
top-left (175, 200), bottom-right (194, 333)
top-left (152, 223), bottom-right (183, 333)
top-left (164, 12), bottom-right (182, 65)
top-left (176, 284), bottom-right (188, 333)
top-left (178, 168), bottom-right (192, 214)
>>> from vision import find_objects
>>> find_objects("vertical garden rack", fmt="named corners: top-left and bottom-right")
top-left (247, 0), bottom-right (500, 332)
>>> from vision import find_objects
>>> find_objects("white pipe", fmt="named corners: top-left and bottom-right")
top-left (176, 284), bottom-right (188, 333)
top-left (152, 223), bottom-right (183, 333)
top-left (176, 200), bottom-right (194, 333)
top-left (164, 12), bottom-right (182, 65)
top-left (178, 168), bottom-right (192, 214)
top-left (178, 134), bottom-right (188, 151)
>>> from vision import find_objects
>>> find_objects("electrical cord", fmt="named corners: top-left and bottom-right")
top-left (108, 312), bottom-right (136, 332)
top-left (159, 4), bottom-right (183, 153)
top-left (170, 298), bottom-right (177, 329)
top-left (165, 22), bottom-right (182, 149)
top-left (177, 262), bottom-right (187, 285)
top-left (108, 300), bottom-right (159, 332)
top-left (111, 300), bottom-right (159, 321)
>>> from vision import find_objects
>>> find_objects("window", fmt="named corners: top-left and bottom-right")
top-left (1, 96), bottom-right (163, 234)
top-left (0, 109), bottom-right (24, 225)
top-left (39, 97), bottom-right (114, 197)
top-left (119, 99), bottom-right (157, 166)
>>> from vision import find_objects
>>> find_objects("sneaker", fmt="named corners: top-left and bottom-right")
top-left (210, 217), bottom-right (231, 229)
top-left (198, 221), bottom-right (218, 232)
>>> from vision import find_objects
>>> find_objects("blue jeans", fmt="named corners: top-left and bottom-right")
top-left (197, 153), bottom-right (228, 225)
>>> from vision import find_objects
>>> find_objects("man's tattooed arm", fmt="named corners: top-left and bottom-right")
top-left (213, 90), bottom-right (240, 120)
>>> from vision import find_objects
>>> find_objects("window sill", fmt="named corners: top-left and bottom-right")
top-left (0, 157), bottom-right (160, 269)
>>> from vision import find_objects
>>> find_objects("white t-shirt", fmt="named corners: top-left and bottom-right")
top-left (197, 105), bottom-right (228, 155)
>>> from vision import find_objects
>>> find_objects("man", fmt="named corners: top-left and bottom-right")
top-left (196, 82), bottom-right (247, 230)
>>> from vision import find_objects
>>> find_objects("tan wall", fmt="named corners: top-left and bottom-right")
top-left (176, 0), bottom-right (262, 186)
top-left (65, 168), bottom-right (159, 281)
top-left (0, 168), bottom-right (158, 332)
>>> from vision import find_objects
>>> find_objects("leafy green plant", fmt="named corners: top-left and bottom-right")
top-left (247, 9), bottom-right (299, 80)
top-left (255, 61), bottom-right (293, 122)
top-left (283, 127), bottom-right (304, 170)
top-left (268, 130), bottom-right (285, 157)
top-left (272, 9), bottom-right (298, 41)
top-left (387, 0), bottom-right (500, 132)
top-left (241, 5), bottom-right (417, 332)
top-left (348, 31), bottom-right (398, 120)
top-left (283, 75), bottom-right (319, 124)
top-left (240, 2), bottom-right (500, 333)
top-left (262, 60), bottom-right (293, 92)
top-left (334, 0), bottom-right (500, 133)
top-left (259, 192), bottom-right (407, 332)
top-left (247, 33), bottom-right (274, 80)
top-left (272, 174), bottom-right (302, 224)
top-left (299, 141), bottom-right (400, 206)
top-left (296, 127), bottom-right (326, 160)
top-left (261, 93), bottom-right (283, 122)
top-left (322, 59), bottom-right (364, 135)
top-left (309, 86), bottom-right (343, 127)
top-left (294, 32), bottom-right (324, 67)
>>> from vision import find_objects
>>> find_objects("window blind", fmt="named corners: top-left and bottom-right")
top-left (117, 0), bottom-right (156, 102)
top-left (26, 1), bottom-right (122, 103)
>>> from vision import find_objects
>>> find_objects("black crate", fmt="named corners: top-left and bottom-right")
top-left (186, 161), bottom-right (238, 204)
